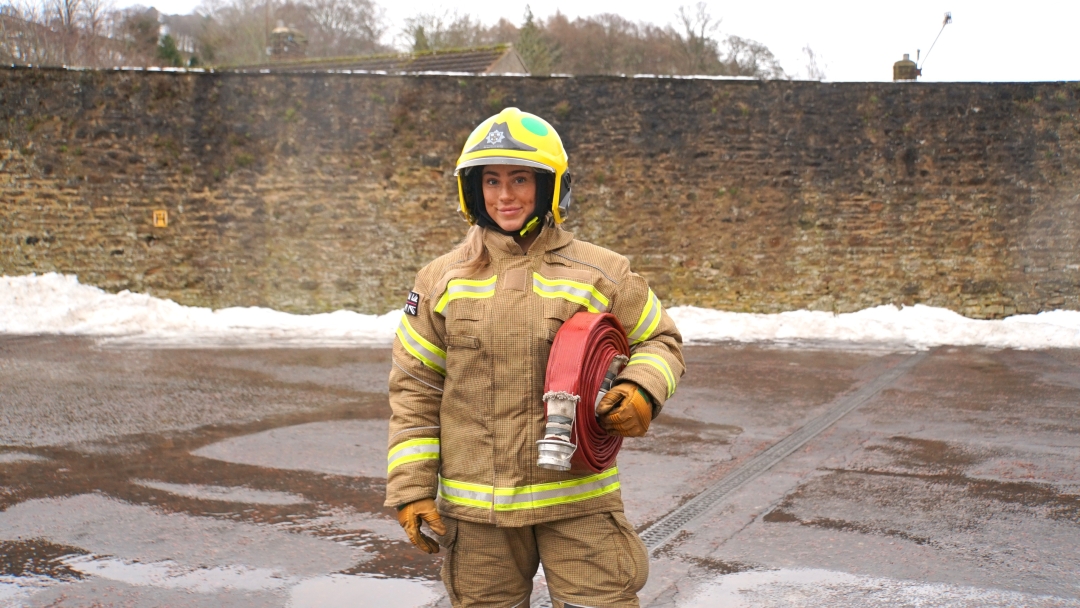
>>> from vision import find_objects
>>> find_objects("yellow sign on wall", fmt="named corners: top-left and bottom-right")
top-left (153, 210), bottom-right (168, 228)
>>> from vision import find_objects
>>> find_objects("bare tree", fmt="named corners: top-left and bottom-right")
top-left (800, 44), bottom-right (826, 81)
top-left (194, 0), bottom-right (385, 64)
top-left (0, 0), bottom-right (133, 66)
top-left (1, 0), bottom-right (58, 65)
top-left (79, 0), bottom-right (108, 60)
top-left (545, 12), bottom-right (685, 75)
top-left (48, 0), bottom-right (81, 63)
top-left (196, 0), bottom-right (271, 65)
top-left (402, 11), bottom-right (494, 52)
top-left (724, 35), bottom-right (785, 79)
top-left (675, 2), bottom-right (721, 75)
top-left (304, 0), bottom-right (382, 56)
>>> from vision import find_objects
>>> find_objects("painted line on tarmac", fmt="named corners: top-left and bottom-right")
top-left (638, 350), bottom-right (928, 554)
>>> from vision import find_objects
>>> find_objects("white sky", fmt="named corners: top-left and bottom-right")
top-left (131, 0), bottom-right (1078, 81)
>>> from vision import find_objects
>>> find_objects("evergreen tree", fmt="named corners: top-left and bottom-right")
top-left (157, 34), bottom-right (184, 67)
top-left (515, 6), bottom-right (556, 75)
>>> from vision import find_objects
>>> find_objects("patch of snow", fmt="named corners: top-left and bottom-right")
top-left (668, 304), bottom-right (1080, 350)
top-left (0, 273), bottom-right (399, 348)
top-left (0, 575), bottom-right (60, 604)
top-left (64, 555), bottom-right (288, 593)
top-left (131, 480), bottom-right (309, 505)
top-left (0, 452), bottom-right (47, 464)
top-left (2, 273), bottom-right (1079, 350)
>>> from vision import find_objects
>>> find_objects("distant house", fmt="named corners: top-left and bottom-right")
top-left (227, 44), bottom-right (528, 75)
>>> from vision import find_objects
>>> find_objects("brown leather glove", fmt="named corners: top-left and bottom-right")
top-left (397, 498), bottom-right (446, 554)
top-left (596, 382), bottom-right (654, 437)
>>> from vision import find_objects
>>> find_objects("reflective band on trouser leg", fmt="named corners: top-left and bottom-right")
top-left (494, 467), bottom-right (620, 510)
top-left (434, 276), bottom-right (497, 314)
top-left (628, 352), bottom-right (676, 399)
top-left (437, 468), bottom-right (620, 512)
top-left (396, 316), bottom-right (447, 376)
top-left (387, 438), bottom-right (440, 473)
top-left (544, 312), bottom-right (629, 473)
top-left (533, 274), bottom-right (610, 313)
top-left (438, 477), bottom-right (494, 509)
top-left (627, 289), bottom-right (662, 345)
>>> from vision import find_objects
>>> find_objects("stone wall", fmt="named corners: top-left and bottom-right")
top-left (2, 67), bottom-right (1078, 317)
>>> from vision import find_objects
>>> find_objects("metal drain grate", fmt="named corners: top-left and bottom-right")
top-left (639, 351), bottom-right (927, 552)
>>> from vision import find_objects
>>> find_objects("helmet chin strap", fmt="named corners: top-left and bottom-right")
top-left (475, 205), bottom-right (546, 237)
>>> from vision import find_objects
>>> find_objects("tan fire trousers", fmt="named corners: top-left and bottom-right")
top-left (437, 511), bottom-right (650, 608)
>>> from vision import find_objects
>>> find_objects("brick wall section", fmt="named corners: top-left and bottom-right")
top-left (1, 68), bottom-right (1078, 317)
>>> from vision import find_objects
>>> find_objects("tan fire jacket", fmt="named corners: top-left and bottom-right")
top-left (385, 221), bottom-right (684, 527)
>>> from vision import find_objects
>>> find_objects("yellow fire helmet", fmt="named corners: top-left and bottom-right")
top-left (454, 107), bottom-right (572, 225)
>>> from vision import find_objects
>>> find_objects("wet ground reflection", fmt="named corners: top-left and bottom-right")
top-left (3, 339), bottom-right (1080, 606)
top-left (0, 338), bottom-right (445, 605)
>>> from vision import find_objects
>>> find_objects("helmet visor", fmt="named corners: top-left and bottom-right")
top-left (455, 156), bottom-right (554, 175)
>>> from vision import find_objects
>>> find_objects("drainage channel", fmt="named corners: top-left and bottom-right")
top-left (638, 350), bottom-right (927, 552)
top-left (527, 351), bottom-right (926, 608)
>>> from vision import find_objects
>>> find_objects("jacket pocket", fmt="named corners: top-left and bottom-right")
top-left (446, 334), bottom-right (479, 349)
top-left (444, 299), bottom-right (488, 337)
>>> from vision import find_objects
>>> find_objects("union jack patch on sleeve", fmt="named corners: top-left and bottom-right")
top-left (404, 291), bottom-right (420, 316)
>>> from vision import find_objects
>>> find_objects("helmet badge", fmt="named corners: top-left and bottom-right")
top-left (466, 121), bottom-right (537, 154)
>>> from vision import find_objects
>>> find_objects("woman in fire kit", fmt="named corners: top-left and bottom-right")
top-left (386, 108), bottom-right (684, 608)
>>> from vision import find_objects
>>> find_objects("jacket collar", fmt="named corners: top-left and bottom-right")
top-left (483, 219), bottom-right (574, 259)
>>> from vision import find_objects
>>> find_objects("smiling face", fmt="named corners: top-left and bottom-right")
top-left (481, 165), bottom-right (537, 233)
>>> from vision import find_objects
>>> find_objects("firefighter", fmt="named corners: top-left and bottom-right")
top-left (386, 107), bottom-right (684, 608)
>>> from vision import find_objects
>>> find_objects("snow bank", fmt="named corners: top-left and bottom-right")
top-left (668, 304), bottom-right (1080, 350)
top-left (0, 273), bottom-right (399, 348)
top-left (2, 273), bottom-right (1079, 350)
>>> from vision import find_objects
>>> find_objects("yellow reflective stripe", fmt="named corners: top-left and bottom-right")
top-left (438, 476), bottom-right (494, 509)
top-left (493, 467), bottom-right (620, 511)
top-left (628, 353), bottom-right (676, 398)
top-left (387, 438), bottom-right (440, 473)
top-left (498, 482), bottom-right (620, 510)
top-left (438, 468), bottom-right (621, 512)
top-left (532, 273), bottom-right (610, 313)
top-left (434, 276), bottom-right (497, 314)
top-left (388, 453), bottom-right (439, 472)
top-left (396, 316), bottom-right (446, 376)
top-left (628, 289), bottom-right (663, 345)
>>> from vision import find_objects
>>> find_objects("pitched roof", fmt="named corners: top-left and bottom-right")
top-left (227, 45), bottom-right (528, 75)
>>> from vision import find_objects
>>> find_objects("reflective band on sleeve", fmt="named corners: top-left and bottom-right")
top-left (628, 352), bottom-right (676, 398)
top-left (387, 438), bottom-right (440, 473)
top-left (532, 273), bottom-right (610, 313)
top-left (627, 289), bottom-right (662, 345)
top-left (438, 468), bottom-right (620, 512)
top-left (438, 477), bottom-right (495, 509)
top-left (434, 276), bottom-right (498, 314)
top-left (396, 316), bottom-right (447, 376)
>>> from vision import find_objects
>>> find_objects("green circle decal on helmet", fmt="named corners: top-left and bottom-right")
top-left (455, 107), bottom-right (573, 225)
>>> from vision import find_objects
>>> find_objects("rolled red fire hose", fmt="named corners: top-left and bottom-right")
top-left (544, 312), bottom-right (630, 473)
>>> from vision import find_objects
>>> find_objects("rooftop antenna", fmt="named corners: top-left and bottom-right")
top-left (919, 12), bottom-right (952, 72)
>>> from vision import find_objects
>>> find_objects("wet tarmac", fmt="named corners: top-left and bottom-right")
top-left (1, 336), bottom-right (1078, 606)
